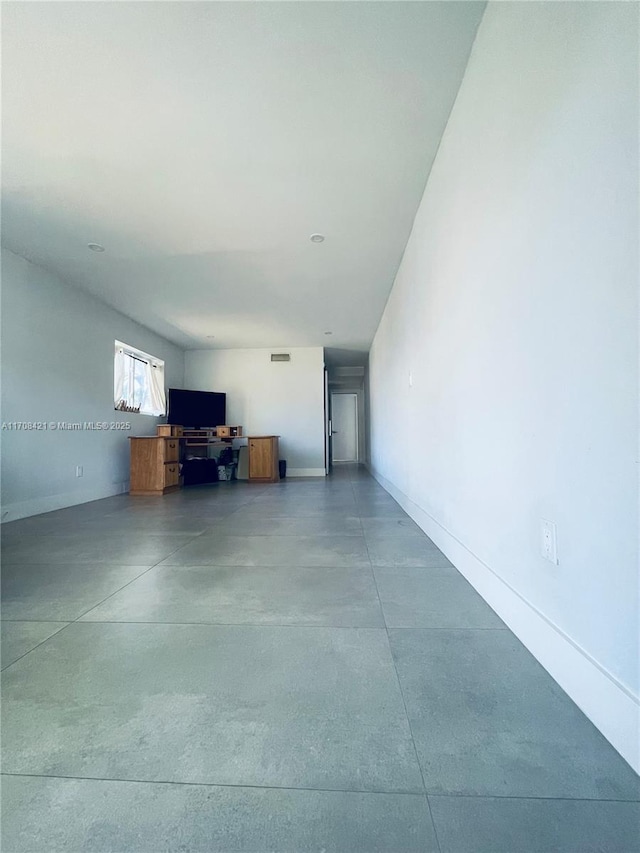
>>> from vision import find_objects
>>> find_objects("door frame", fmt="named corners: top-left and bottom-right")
top-left (324, 369), bottom-right (331, 475)
top-left (330, 391), bottom-right (359, 463)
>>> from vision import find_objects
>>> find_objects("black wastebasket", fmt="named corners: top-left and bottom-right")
top-left (279, 460), bottom-right (287, 479)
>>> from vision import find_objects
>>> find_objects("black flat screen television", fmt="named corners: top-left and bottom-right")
top-left (167, 388), bottom-right (226, 428)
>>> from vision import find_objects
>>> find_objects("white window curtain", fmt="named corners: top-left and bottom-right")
top-left (114, 347), bottom-right (126, 409)
top-left (148, 362), bottom-right (166, 416)
top-left (114, 342), bottom-right (166, 416)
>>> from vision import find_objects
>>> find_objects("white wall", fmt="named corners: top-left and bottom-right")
top-left (369, 3), bottom-right (639, 770)
top-left (185, 348), bottom-right (325, 475)
top-left (1, 250), bottom-right (185, 520)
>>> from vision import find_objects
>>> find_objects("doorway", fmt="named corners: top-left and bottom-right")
top-left (331, 393), bottom-right (358, 462)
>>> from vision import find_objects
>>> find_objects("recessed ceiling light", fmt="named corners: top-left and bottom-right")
top-left (310, 234), bottom-right (325, 243)
top-left (87, 243), bottom-right (105, 252)
top-left (324, 331), bottom-right (332, 335)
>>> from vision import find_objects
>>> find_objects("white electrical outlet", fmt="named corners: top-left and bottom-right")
top-left (541, 519), bottom-right (558, 564)
top-left (76, 466), bottom-right (83, 478)
top-left (409, 371), bottom-right (413, 387)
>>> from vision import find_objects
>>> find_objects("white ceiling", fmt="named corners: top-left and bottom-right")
top-left (2, 1), bottom-right (484, 353)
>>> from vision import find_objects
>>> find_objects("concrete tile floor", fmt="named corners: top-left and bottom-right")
top-left (2, 465), bottom-right (639, 852)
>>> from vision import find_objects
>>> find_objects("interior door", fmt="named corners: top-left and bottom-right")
top-left (331, 393), bottom-right (358, 462)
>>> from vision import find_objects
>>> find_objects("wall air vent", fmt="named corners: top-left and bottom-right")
top-left (271, 353), bottom-right (291, 362)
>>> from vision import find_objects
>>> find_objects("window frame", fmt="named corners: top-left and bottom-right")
top-left (114, 341), bottom-right (166, 416)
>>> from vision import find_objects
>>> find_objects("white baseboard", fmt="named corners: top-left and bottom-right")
top-left (286, 468), bottom-right (326, 477)
top-left (1, 482), bottom-right (129, 522)
top-left (368, 464), bottom-right (640, 775)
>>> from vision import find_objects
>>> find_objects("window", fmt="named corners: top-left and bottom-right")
top-left (114, 341), bottom-right (166, 416)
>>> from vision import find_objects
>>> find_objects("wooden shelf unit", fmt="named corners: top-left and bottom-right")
top-left (182, 427), bottom-right (242, 447)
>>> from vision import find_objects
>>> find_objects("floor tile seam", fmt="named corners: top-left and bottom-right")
top-left (223, 511), bottom-right (363, 516)
top-left (2, 528), bottom-right (212, 538)
top-left (65, 549), bottom-right (190, 625)
top-left (358, 519), bottom-right (439, 846)
top-left (48, 620), bottom-right (392, 630)
top-left (361, 529), bottom-right (446, 539)
top-left (163, 532), bottom-right (368, 538)
top-left (369, 563), bottom-right (465, 571)
top-left (248, 499), bottom-right (358, 503)
top-left (127, 563), bottom-right (376, 570)
top-left (221, 497), bottom-right (268, 517)
top-left (356, 511), bottom-right (387, 630)
top-left (424, 792), bottom-right (640, 803)
top-left (349, 474), bottom-right (441, 844)
top-left (424, 793), bottom-right (444, 853)
top-left (0, 557), bottom-right (208, 566)
top-left (1, 560), bottom-right (173, 670)
top-left (0, 619), bottom-right (510, 632)
top-left (364, 541), bottom-right (449, 549)
top-left (0, 771), bottom-right (426, 798)
top-left (358, 520), bottom-right (386, 627)
top-left (149, 562), bottom-right (372, 569)
top-left (383, 630), bottom-right (430, 803)
top-left (212, 517), bottom-right (365, 521)
top-left (1, 531), bottom-right (213, 537)
top-left (0, 622), bottom-right (70, 672)
top-left (385, 626), bottom-right (510, 632)
top-left (385, 626), bottom-right (515, 633)
top-left (1, 619), bottom-right (71, 624)
top-left (159, 561), bottom-right (373, 567)
top-left (183, 530), bottom-right (368, 535)
top-left (0, 559), bottom-right (193, 567)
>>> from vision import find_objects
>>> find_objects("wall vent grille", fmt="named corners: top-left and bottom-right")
top-left (270, 353), bottom-right (291, 362)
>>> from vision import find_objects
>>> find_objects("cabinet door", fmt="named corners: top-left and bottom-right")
top-left (249, 438), bottom-right (272, 479)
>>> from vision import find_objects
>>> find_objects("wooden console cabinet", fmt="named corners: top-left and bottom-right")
top-left (129, 436), bottom-right (181, 495)
top-left (248, 436), bottom-right (280, 483)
